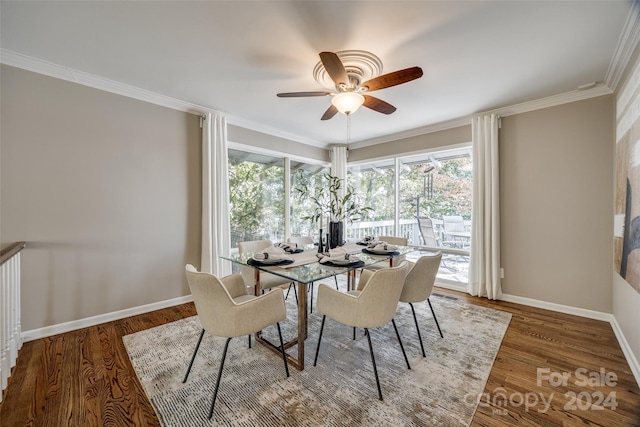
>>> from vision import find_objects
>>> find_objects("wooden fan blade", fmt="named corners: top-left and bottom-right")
top-left (319, 52), bottom-right (349, 87)
top-left (363, 95), bottom-right (396, 115)
top-left (321, 104), bottom-right (339, 120)
top-left (361, 67), bottom-right (423, 92)
top-left (277, 91), bottom-right (332, 97)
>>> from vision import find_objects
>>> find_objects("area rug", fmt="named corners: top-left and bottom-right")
top-left (123, 283), bottom-right (511, 426)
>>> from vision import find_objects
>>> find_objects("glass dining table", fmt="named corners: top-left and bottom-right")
top-left (220, 243), bottom-right (415, 370)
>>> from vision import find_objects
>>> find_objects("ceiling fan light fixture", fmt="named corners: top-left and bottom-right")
top-left (331, 92), bottom-right (365, 115)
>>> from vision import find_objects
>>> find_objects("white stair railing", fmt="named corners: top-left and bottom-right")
top-left (0, 242), bottom-right (25, 402)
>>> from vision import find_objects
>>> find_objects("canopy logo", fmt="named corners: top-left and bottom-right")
top-left (464, 367), bottom-right (618, 416)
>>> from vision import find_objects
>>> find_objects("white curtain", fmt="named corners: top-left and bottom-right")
top-left (330, 145), bottom-right (348, 218)
top-left (468, 114), bottom-right (502, 299)
top-left (201, 113), bottom-right (232, 276)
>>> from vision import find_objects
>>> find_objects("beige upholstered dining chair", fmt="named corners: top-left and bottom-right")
top-left (363, 235), bottom-right (408, 272)
top-left (238, 239), bottom-right (292, 293)
top-left (400, 252), bottom-right (443, 357)
top-left (182, 264), bottom-right (289, 419)
top-left (313, 261), bottom-right (410, 401)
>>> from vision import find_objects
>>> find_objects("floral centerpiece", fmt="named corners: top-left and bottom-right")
top-left (295, 172), bottom-right (372, 248)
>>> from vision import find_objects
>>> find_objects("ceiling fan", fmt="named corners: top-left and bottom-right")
top-left (277, 51), bottom-right (423, 120)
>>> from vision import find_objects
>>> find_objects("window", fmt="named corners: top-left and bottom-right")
top-left (228, 149), bottom-right (285, 248)
top-left (398, 149), bottom-right (472, 245)
top-left (228, 146), bottom-right (329, 249)
top-left (290, 163), bottom-right (329, 240)
top-left (347, 146), bottom-right (472, 284)
top-left (398, 148), bottom-right (472, 283)
top-left (227, 143), bottom-right (471, 285)
top-left (347, 158), bottom-right (396, 240)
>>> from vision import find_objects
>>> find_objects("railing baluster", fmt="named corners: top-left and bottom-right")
top-left (0, 242), bottom-right (26, 403)
top-left (1, 258), bottom-right (8, 392)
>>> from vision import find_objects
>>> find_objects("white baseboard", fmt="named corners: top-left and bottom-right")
top-left (431, 287), bottom-right (639, 387)
top-left (609, 315), bottom-right (640, 387)
top-left (500, 293), bottom-right (640, 387)
top-left (21, 295), bottom-right (193, 343)
top-left (500, 293), bottom-right (613, 321)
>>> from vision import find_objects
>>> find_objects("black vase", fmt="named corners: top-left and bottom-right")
top-left (317, 228), bottom-right (324, 253)
top-left (329, 221), bottom-right (344, 248)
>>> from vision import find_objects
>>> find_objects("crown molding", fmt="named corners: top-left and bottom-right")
top-left (0, 49), bottom-right (328, 149)
top-left (479, 84), bottom-right (613, 118)
top-left (604, 0), bottom-right (640, 91)
top-left (0, 49), bottom-right (218, 116)
top-left (224, 113), bottom-right (328, 149)
top-left (349, 85), bottom-right (613, 150)
top-left (0, 48), bottom-right (616, 153)
top-left (348, 116), bottom-right (472, 150)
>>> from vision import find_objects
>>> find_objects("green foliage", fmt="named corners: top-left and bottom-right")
top-left (348, 168), bottom-right (395, 222)
top-left (349, 157), bottom-right (472, 222)
top-left (228, 160), bottom-right (284, 247)
top-left (228, 152), bottom-right (471, 247)
top-left (295, 171), bottom-right (372, 225)
top-left (416, 158), bottom-right (472, 220)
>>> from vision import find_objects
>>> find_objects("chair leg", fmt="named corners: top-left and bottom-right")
top-left (392, 319), bottom-right (411, 370)
top-left (309, 283), bottom-right (314, 313)
top-left (334, 275), bottom-right (339, 290)
top-left (313, 315), bottom-right (326, 366)
top-left (285, 282), bottom-right (298, 304)
top-left (248, 334), bottom-right (251, 349)
top-left (208, 337), bottom-right (232, 419)
top-left (409, 302), bottom-right (426, 357)
top-left (427, 298), bottom-right (444, 338)
top-left (182, 328), bottom-right (205, 383)
top-left (276, 322), bottom-right (290, 378)
top-left (364, 328), bottom-right (383, 401)
top-left (353, 326), bottom-right (356, 340)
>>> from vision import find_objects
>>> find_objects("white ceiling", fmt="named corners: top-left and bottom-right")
top-left (0, 1), bottom-right (635, 147)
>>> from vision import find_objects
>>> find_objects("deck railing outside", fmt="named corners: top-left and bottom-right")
top-left (347, 219), bottom-right (470, 284)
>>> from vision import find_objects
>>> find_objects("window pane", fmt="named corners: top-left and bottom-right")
top-left (347, 160), bottom-right (396, 241)
top-left (290, 164), bottom-right (329, 240)
top-left (398, 148), bottom-right (472, 283)
top-left (228, 149), bottom-right (284, 248)
top-left (399, 153), bottom-right (472, 243)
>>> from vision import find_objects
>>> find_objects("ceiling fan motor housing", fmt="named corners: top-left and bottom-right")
top-left (313, 50), bottom-right (383, 92)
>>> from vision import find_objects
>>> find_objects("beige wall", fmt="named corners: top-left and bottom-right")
top-left (228, 124), bottom-right (329, 162)
top-left (351, 97), bottom-right (614, 312)
top-left (1, 65), bottom-right (202, 331)
top-left (0, 62), bottom-right (622, 338)
top-left (349, 125), bottom-right (472, 162)
top-left (500, 96), bottom-right (614, 312)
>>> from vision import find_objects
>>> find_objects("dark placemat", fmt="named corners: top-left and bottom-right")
top-left (247, 258), bottom-right (294, 267)
top-left (320, 260), bottom-right (365, 268)
top-left (361, 248), bottom-right (400, 256)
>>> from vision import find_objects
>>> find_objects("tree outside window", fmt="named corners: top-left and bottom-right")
top-left (228, 151), bottom-right (284, 248)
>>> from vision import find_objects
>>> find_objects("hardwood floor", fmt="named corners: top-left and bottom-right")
top-left (1, 287), bottom-right (638, 426)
